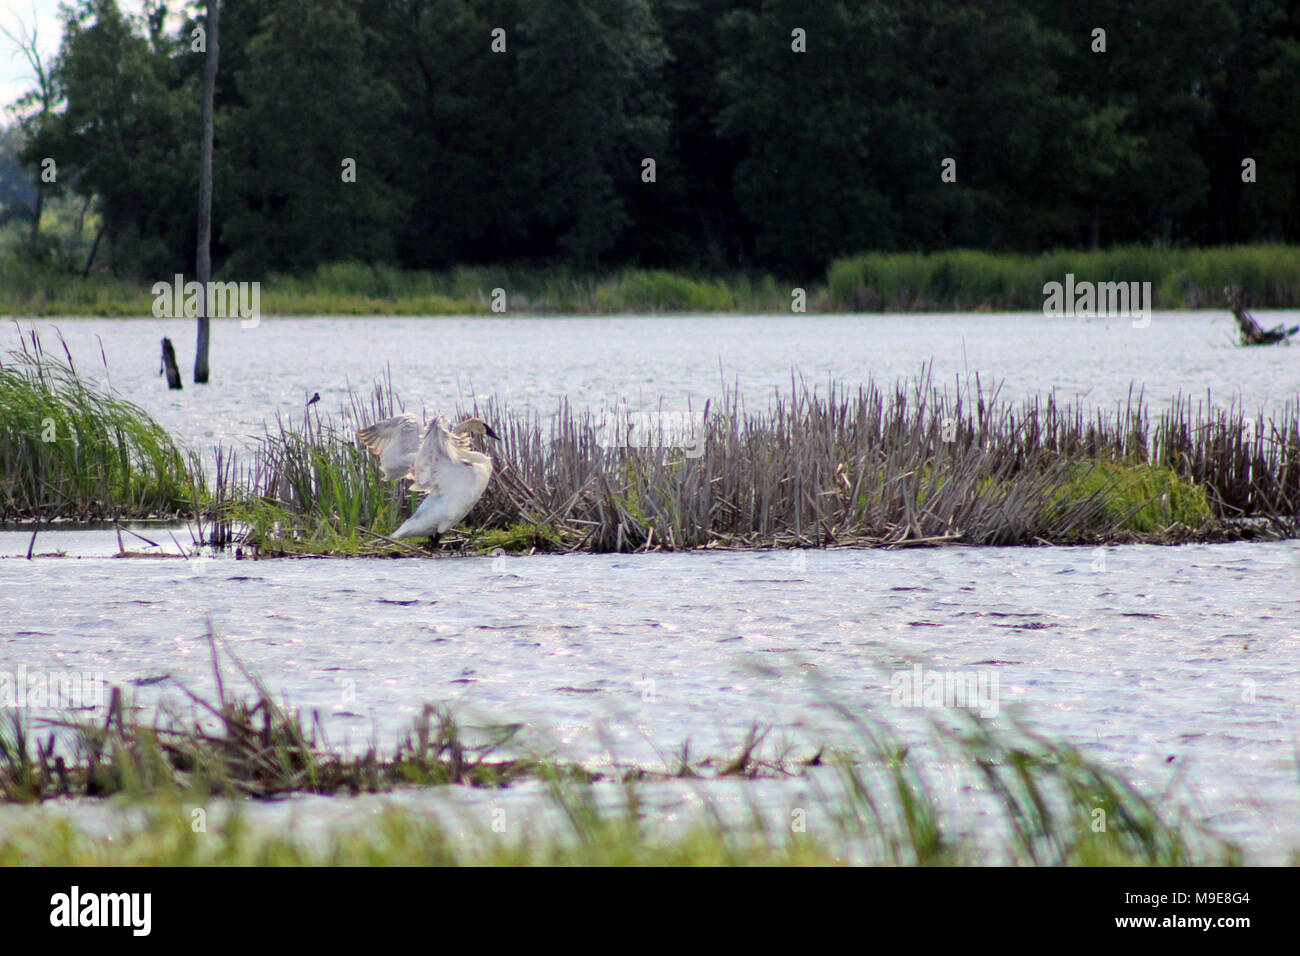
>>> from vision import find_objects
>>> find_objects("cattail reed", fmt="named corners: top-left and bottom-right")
top-left (221, 370), bottom-right (1298, 555)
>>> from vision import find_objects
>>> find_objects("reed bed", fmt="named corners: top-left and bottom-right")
top-left (0, 633), bottom-right (768, 804)
top-left (0, 330), bottom-right (200, 521)
top-left (828, 244), bottom-right (1300, 311)
top-left (3, 327), bottom-right (1293, 548)
top-left (0, 253), bottom-right (155, 317)
top-left (0, 672), bottom-right (559, 802)
top-left (0, 634), bottom-right (1238, 865)
top-left (214, 372), bottom-right (1298, 557)
top-left (6, 246), bottom-right (1300, 316)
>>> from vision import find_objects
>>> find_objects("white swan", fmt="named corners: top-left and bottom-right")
top-left (357, 414), bottom-right (500, 547)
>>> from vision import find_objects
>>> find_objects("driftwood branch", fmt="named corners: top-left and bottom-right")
top-left (1226, 285), bottom-right (1297, 346)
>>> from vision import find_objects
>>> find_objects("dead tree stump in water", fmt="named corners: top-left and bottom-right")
top-left (1226, 285), bottom-right (1298, 346)
top-left (160, 337), bottom-right (183, 389)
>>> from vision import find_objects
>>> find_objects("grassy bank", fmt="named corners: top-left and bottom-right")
top-left (0, 637), bottom-right (1242, 865)
top-left (211, 374), bottom-right (1297, 558)
top-left (0, 334), bottom-right (201, 521)
top-left (4, 245), bottom-right (1300, 316)
top-left (828, 244), bottom-right (1300, 311)
top-left (1, 258), bottom-right (797, 316)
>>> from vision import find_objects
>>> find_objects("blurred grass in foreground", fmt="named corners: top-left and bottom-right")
top-left (0, 634), bottom-right (1244, 866)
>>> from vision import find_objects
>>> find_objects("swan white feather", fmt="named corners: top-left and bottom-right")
top-left (357, 414), bottom-right (497, 541)
top-left (355, 414), bottom-right (423, 481)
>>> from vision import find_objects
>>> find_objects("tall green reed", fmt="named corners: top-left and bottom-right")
top-left (0, 329), bottom-right (200, 520)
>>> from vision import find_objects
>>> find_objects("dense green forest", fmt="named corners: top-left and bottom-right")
top-left (2, 0), bottom-right (1299, 283)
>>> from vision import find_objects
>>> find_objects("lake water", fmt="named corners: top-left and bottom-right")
top-left (5, 312), bottom-right (1300, 453)
top-left (2, 313), bottom-right (1299, 861)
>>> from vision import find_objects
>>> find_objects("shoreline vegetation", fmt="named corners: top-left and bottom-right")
top-left (0, 634), bottom-right (1245, 866)
top-left (2, 245), bottom-right (1300, 317)
top-left (0, 333), bottom-right (199, 521)
top-left (2, 332), bottom-right (1297, 552)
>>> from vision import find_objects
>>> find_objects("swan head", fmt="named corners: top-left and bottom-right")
top-left (453, 417), bottom-right (501, 441)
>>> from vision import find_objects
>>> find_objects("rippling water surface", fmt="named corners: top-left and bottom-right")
top-left (5, 312), bottom-right (1299, 451)
top-left (2, 532), bottom-right (1298, 859)
top-left (2, 314), bottom-right (1299, 860)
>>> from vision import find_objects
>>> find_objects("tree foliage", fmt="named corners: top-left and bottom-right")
top-left (5, 0), bottom-right (1298, 279)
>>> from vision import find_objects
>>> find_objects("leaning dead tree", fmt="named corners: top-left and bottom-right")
top-left (1226, 285), bottom-right (1297, 346)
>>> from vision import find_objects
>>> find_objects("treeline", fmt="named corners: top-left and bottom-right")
top-left (6, 0), bottom-right (1300, 281)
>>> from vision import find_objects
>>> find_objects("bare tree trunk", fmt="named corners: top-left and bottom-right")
top-left (194, 0), bottom-right (220, 384)
top-left (29, 186), bottom-right (43, 249)
top-left (81, 222), bottom-right (105, 278)
top-left (75, 195), bottom-right (90, 239)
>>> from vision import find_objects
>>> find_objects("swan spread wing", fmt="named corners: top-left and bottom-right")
top-left (403, 416), bottom-right (493, 528)
top-left (410, 416), bottom-right (459, 494)
top-left (363, 414), bottom-right (494, 539)
top-left (357, 414), bottom-right (423, 480)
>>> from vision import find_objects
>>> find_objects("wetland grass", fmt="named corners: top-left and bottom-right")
top-left (0, 635), bottom-right (1241, 866)
top-left (3, 327), bottom-right (1293, 551)
top-left (0, 331), bottom-right (200, 521)
top-left (261, 262), bottom-right (784, 313)
top-left (828, 243), bottom-right (1300, 311)
top-left (5, 245), bottom-right (1300, 316)
top-left (0, 259), bottom-right (798, 316)
top-left (214, 373), bottom-right (1298, 558)
top-left (0, 257), bottom-right (155, 318)
top-left (0, 632), bottom-right (577, 802)
top-left (0, 807), bottom-right (852, 866)
top-left (0, 781), bottom-right (1240, 866)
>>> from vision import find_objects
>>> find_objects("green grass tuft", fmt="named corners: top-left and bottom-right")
top-left (0, 334), bottom-right (200, 520)
top-left (1055, 462), bottom-right (1214, 534)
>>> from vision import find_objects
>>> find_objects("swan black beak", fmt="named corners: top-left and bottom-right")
top-left (484, 424), bottom-right (501, 440)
